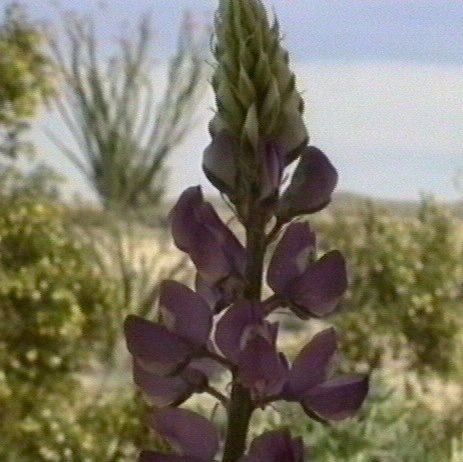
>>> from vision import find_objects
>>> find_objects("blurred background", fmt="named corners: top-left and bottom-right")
top-left (0, 1), bottom-right (462, 460)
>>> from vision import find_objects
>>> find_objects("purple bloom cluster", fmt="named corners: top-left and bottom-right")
top-left (124, 2), bottom-right (368, 460)
top-left (124, 146), bottom-right (368, 460)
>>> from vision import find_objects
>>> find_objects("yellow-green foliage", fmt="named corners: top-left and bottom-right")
top-left (0, 195), bottom-right (136, 460)
top-left (0, 4), bottom-right (54, 127)
top-left (318, 198), bottom-right (463, 376)
top-left (0, 197), bottom-right (118, 382)
top-left (3, 387), bottom-right (157, 462)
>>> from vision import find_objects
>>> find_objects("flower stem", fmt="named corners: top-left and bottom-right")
top-left (221, 381), bottom-right (254, 462)
top-left (202, 349), bottom-right (235, 370)
top-left (222, 203), bottom-right (267, 462)
top-left (205, 385), bottom-right (229, 408)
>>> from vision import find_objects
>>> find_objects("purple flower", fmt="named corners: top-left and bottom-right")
top-left (203, 131), bottom-right (291, 208)
top-left (203, 130), bottom-right (240, 199)
top-left (283, 328), bottom-right (369, 422)
top-left (239, 430), bottom-right (305, 462)
top-left (195, 272), bottom-right (244, 314)
top-left (124, 281), bottom-right (212, 376)
top-left (171, 186), bottom-right (246, 311)
top-left (140, 411), bottom-right (306, 462)
top-left (267, 222), bottom-right (347, 319)
top-left (215, 301), bottom-right (289, 402)
top-left (139, 407), bottom-right (218, 462)
top-left (277, 147), bottom-right (338, 220)
top-left (127, 1), bottom-right (369, 460)
top-left (132, 358), bottom-right (215, 407)
top-left (259, 141), bottom-right (286, 204)
top-left (159, 281), bottom-right (213, 346)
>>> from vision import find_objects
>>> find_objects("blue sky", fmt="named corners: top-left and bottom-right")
top-left (25, 1), bottom-right (463, 201)
top-left (28, 0), bottom-right (463, 64)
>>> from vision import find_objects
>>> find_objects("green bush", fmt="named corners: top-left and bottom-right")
top-left (0, 195), bottom-right (151, 460)
top-left (1, 387), bottom-right (158, 462)
top-left (0, 196), bottom-right (119, 383)
top-left (317, 197), bottom-right (463, 376)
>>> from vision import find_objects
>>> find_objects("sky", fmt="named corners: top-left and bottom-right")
top-left (25, 0), bottom-right (463, 202)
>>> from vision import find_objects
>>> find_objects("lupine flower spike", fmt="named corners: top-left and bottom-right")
top-left (124, 1), bottom-right (369, 461)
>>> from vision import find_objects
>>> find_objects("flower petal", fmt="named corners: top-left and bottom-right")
top-left (240, 430), bottom-right (304, 462)
top-left (149, 408), bottom-right (219, 460)
top-left (237, 335), bottom-right (289, 401)
top-left (195, 273), bottom-right (236, 313)
top-left (277, 146), bottom-right (338, 219)
top-left (133, 360), bottom-right (197, 407)
top-left (188, 356), bottom-right (221, 382)
top-left (159, 281), bottom-right (212, 346)
top-left (195, 274), bottom-right (221, 309)
top-left (303, 375), bottom-right (369, 421)
top-left (267, 222), bottom-right (316, 295)
top-left (291, 250), bottom-right (347, 318)
top-left (260, 141), bottom-right (284, 202)
top-left (195, 259), bottom-right (246, 313)
top-left (203, 130), bottom-right (239, 196)
top-left (124, 315), bottom-right (192, 376)
top-left (198, 201), bottom-right (246, 275)
top-left (289, 328), bottom-right (338, 399)
top-left (170, 187), bottom-right (231, 284)
top-left (215, 302), bottom-right (265, 363)
top-left (170, 186), bottom-right (204, 252)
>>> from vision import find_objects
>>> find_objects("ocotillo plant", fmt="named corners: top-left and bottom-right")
top-left (124, 1), bottom-right (369, 461)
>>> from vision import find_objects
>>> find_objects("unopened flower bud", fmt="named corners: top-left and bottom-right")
top-left (205, 0), bottom-right (308, 204)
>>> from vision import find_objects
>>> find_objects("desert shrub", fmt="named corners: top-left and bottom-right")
top-left (0, 195), bottom-right (153, 459)
top-left (0, 386), bottom-right (159, 462)
top-left (317, 197), bottom-right (463, 376)
top-left (0, 196), bottom-right (121, 383)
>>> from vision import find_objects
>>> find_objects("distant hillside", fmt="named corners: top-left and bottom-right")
top-left (72, 190), bottom-right (463, 230)
top-left (330, 192), bottom-right (422, 217)
top-left (198, 191), bottom-right (463, 220)
top-left (331, 192), bottom-right (463, 219)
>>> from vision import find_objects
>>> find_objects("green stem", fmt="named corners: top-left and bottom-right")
top-left (221, 203), bottom-right (267, 462)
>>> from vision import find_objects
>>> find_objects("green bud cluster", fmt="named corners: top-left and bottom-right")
top-left (211, 0), bottom-right (308, 154)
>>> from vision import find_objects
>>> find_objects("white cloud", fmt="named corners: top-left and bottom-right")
top-left (297, 61), bottom-right (462, 158)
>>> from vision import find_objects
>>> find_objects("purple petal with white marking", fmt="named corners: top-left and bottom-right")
top-left (267, 222), bottom-right (316, 295)
top-left (277, 146), bottom-right (338, 219)
top-left (291, 250), bottom-right (347, 318)
top-left (124, 315), bottom-right (192, 376)
top-left (215, 302), bottom-right (266, 363)
top-left (159, 280), bottom-right (212, 346)
top-left (237, 335), bottom-right (289, 400)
